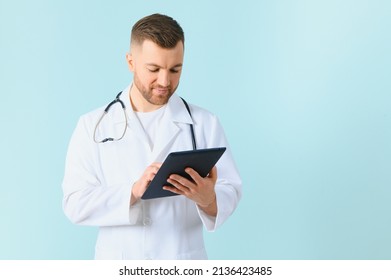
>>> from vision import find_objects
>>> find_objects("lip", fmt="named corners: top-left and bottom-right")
top-left (154, 88), bottom-right (169, 95)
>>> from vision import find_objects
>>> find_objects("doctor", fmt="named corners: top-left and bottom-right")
top-left (62, 13), bottom-right (242, 260)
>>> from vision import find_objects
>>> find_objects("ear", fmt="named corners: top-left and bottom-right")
top-left (126, 52), bottom-right (135, 72)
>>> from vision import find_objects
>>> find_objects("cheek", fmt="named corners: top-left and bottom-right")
top-left (137, 69), bottom-right (157, 83)
top-left (171, 73), bottom-right (181, 85)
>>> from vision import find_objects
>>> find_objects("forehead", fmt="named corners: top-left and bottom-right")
top-left (133, 40), bottom-right (184, 65)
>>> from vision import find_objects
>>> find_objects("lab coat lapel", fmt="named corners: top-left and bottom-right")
top-left (111, 87), bottom-right (194, 157)
top-left (126, 111), bottom-right (151, 148)
top-left (151, 94), bottom-right (194, 160)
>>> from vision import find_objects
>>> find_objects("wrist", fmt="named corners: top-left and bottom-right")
top-left (197, 193), bottom-right (216, 208)
top-left (130, 182), bottom-right (140, 205)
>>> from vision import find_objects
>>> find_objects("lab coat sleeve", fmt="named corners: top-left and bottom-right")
top-left (62, 116), bottom-right (141, 226)
top-left (196, 115), bottom-right (242, 232)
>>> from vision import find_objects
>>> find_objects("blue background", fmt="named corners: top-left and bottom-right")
top-left (0, 0), bottom-right (390, 259)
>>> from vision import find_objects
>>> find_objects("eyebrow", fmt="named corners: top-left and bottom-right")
top-left (146, 63), bottom-right (183, 69)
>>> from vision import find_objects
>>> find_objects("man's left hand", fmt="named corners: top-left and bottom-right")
top-left (164, 166), bottom-right (218, 216)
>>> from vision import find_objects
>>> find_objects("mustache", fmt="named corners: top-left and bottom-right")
top-left (153, 85), bottom-right (171, 90)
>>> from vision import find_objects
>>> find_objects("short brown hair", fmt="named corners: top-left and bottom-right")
top-left (131, 13), bottom-right (184, 49)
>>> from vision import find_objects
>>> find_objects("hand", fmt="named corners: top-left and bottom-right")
top-left (164, 166), bottom-right (218, 216)
top-left (131, 162), bottom-right (162, 205)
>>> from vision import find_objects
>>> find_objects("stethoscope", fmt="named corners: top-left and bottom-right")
top-left (93, 91), bottom-right (197, 150)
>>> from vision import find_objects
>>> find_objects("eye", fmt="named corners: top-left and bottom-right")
top-left (147, 68), bottom-right (159, 73)
top-left (170, 68), bottom-right (180, 73)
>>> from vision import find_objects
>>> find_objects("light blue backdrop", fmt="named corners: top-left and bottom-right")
top-left (0, 0), bottom-right (390, 259)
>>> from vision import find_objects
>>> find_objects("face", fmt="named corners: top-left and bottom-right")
top-left (127, 40), bottom-right (184, 106)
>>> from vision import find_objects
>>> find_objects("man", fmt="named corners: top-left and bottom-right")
top-left (62, 13), bottom-right (242, 260)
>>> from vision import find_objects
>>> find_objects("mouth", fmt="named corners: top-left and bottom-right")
top-left (153, 87), bottom-right (170, 95)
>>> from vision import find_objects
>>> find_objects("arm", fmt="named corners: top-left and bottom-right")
top-left (62, 116), bottom-right (142, 226)
top-left (164, 114), bottom-right (242, 231)
top-left (198, 115), bottom-right (242, 231)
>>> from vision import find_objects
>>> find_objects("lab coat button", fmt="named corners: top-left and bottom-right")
top-left (143, 217), bottom-right (152, 226)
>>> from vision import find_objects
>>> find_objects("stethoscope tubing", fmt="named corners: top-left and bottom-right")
top-left (93, 91), bottom-right (128, 143)
top-left (93, 91), bottom-right (196, 150)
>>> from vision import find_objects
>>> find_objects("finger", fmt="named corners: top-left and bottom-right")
top-left (167, 178), bottom-right (189, 192)
top-left (143, 170), bottom-right (159, 184)
top-left (149, 165), bottom-right (160, 174)
top-left (163, 185), bottom-right (183, 195)
top-left (169, 174), bottom-right (195, 189)
top-left (146, 172), bottom-right (156, 182)
top-left (208, 166), bottom-right (217, 179)
top-left (146, 166), bottom-right (161, 179)
top-left (150, 162), bottom-right (163, 169)
top-left (184, 168), bottom-right (203, 185)
top-left (146, 163), bottom-right (162, 176)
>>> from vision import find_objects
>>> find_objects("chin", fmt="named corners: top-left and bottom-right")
top-left (150, 93), bottom-right (173, 105)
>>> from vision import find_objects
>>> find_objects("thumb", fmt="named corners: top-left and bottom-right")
top-left (208, 166), bottom-right (217, 179)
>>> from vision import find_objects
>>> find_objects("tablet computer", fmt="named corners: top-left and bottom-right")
top-left (141, 147), bottom-right (226, 200)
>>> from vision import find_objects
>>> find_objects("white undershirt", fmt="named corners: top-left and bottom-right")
top-left (135, 105), bottom-right (167, 150)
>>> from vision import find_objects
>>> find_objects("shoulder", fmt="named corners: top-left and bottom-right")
top-left (72, 104), bottom-right (109, 138)
top-left (185, 100), bottom-right (220, 125)
top-left (78, 105), bottom-right (105, 123)
top-left (180, 98), bottom-right (229, 148)
top-left (177, 95), bottom-right (216, 119)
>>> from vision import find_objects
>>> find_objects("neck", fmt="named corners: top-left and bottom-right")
top-left (129, 84), bottom-right (163, 112)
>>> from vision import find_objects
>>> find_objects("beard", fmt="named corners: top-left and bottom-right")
top-left (133, 71), bottom-right (178, 106)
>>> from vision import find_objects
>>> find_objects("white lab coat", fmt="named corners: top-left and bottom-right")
top-left (62, 85), bottom-right (242, 260)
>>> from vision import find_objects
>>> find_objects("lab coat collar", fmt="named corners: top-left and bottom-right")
top-left (113, 83), bottom-right (194, 126)
top-left (165, 92), bottom-right (194, 126)
top-left (111, 83), bottom-right (194, 156)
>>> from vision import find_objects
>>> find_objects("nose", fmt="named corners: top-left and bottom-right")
top-left (157, 70), bottom-right (170, 87)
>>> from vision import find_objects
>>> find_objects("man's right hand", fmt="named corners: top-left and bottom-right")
top-left (130, 162), bottom-right (162, 205)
